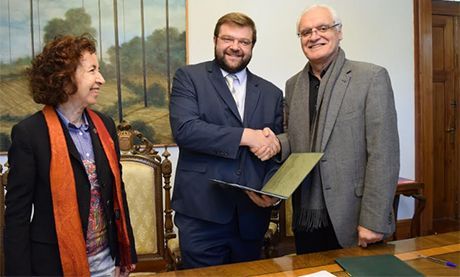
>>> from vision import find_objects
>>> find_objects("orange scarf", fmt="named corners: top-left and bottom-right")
top-left (43, 105), bottom-right (132, 276)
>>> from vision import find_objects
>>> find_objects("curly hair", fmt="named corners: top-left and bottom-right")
top-left (27, 34), bottom-right (97, 106)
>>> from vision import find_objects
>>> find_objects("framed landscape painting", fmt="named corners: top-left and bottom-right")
top-left (0, 0), bottom-right (186, 151)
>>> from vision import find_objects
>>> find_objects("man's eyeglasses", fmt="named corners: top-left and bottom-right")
top-left (297, 23), bottom-right (341, 39)
top-left (217, 36), bottom-right (253, 47)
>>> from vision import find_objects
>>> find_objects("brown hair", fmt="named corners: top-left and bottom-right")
top-left (27, 34), bottom-right (97, 106)
top-left (213, 12), bottom-right (257, 45)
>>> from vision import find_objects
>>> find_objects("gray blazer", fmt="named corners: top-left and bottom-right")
top-left (278, 59), bottom-right (400, 247)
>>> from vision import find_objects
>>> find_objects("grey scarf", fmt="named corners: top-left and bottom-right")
top-left (292, 48), bottom-right (346, 232)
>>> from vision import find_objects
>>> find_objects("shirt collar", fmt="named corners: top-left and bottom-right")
top-left (55, 107), bottom-right (90, 131)
top-left (308, 63), bottom-right (331, 78)
top-left (220, 68), bottom-right (247, 84)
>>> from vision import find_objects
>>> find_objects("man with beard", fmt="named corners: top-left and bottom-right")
top-left (169, 12), bottom-right (283, 269)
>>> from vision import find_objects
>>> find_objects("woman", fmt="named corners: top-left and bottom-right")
top-left (4, 35), bottom-right (137, 276)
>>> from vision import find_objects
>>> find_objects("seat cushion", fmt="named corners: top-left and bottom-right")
top-left (122, 160), bottom-right (158, 255)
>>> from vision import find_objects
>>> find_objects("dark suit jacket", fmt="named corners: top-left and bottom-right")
top-left (4, 109), bottom-right (137, 276)
top-left (169, 60), bottom-right (283, 240)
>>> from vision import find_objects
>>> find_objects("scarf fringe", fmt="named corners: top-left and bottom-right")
top-left (293, 208), bottom-right (329, 232)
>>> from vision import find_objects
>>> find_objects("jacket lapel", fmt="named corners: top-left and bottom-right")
top-left (320, 65), bottom-right (352, 150)
top-left (207, 61), bottom-right (242, 122)
top-left (243, 70), bottom-right (261, 127)
top-left (87, 115), bottom-right (112, 200)
top-left (290, 66), bottom-right (311, 152)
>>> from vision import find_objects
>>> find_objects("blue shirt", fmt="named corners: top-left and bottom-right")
top-left (56, 108), bottom-right (94, 161)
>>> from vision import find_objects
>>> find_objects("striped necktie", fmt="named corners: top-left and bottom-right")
top-left (225, 74), bottom-right (244, 120)
top-left (225, 74), bottom-right (243, 119)
top-left (225, 74), bottom-right (238, 102)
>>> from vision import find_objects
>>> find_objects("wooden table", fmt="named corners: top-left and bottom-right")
top-left (155, 231), bottom-right (460, 276)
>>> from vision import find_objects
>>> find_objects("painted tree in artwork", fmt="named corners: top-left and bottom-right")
top-left (106, 27), bottom-right (185, 79)
top-left (0, 1), bottom-right (186, 149)
top-left (43, 8), bottom-right (96, 43)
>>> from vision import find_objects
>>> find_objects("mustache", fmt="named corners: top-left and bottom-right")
top-left (225, 48), bottom-right (243, 56)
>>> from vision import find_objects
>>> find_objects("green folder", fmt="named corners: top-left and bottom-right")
top-left (336, 254), bottom-right (423, 276)
top-left (211, 152), bottom-right (323, 199)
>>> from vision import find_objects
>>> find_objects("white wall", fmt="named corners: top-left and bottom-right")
top-left (187, 0), bottom-right (415, 219)
top-left (1, 0), bottom-right (416, 219)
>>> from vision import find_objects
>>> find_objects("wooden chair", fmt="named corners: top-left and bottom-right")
top-left (392, 178), bottom-right (426, 240)
top-left (117, 121), bottom-right (175, 272)
top-left (165, 232), bottom-right (181, 270)
top-left (119, 126), bottom-right (280, 269)
top-left (262, 209), bottom-right (281, 258)
top-left (0, 161), bottom-right (9, 275)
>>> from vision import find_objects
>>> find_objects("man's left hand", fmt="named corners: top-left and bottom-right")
top-left (357, 225), bottom-right (383, 247)
top-left (245, 191), bottom-right (280, 208)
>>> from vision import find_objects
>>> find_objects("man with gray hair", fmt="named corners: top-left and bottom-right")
top-left (277, 4), bottom-right (399, 254)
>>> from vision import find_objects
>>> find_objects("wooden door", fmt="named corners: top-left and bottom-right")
top-left (432, 1), bottom-right (460, 231)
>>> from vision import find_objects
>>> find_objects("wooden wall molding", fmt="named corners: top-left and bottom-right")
top-left (414, 0), bottom-right (434, 235)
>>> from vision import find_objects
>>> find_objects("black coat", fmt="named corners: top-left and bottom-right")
top-left (4, 109), bottom-right (137, 275)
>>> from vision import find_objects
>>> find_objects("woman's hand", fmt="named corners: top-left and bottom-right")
top-left (115, 264), bottom-right (136, 277)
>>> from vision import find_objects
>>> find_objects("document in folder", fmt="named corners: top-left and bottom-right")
top-left (336, 254), bottom-right (423, 276)
top-left (210, 152), bottom-right (323, 199)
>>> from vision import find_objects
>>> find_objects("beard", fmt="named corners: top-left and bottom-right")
top-left (215, 48), bottom-right (252, 73)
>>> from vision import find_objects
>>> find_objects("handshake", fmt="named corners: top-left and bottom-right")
top-left (240, 127), bottom-right (280, 161)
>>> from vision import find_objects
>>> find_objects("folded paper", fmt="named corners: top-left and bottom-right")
top-left (211, 152), bottom-right (323, 199)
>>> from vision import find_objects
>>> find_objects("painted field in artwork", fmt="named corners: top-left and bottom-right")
top-left (0, 0), bottom-right (186, 151)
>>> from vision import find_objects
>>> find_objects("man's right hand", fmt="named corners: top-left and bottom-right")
top-left (240, 128), bottom-right (280, 161)
top-left (357, 225), bottom-right (384, 247)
